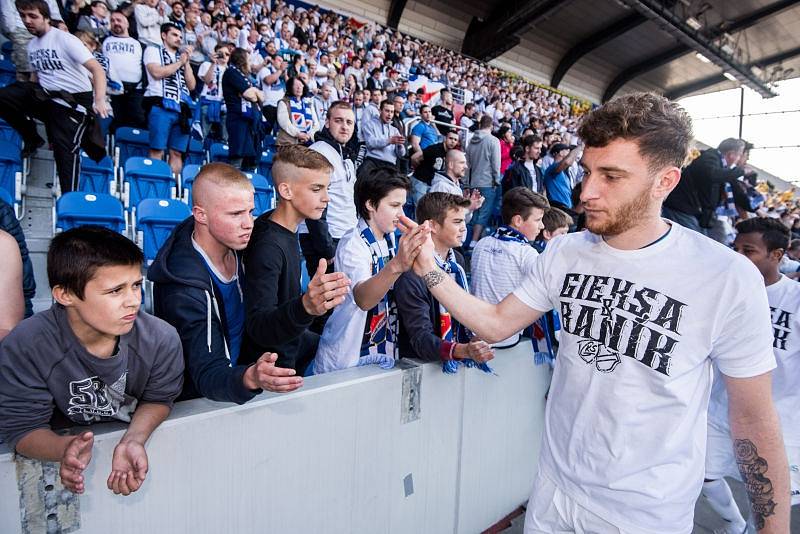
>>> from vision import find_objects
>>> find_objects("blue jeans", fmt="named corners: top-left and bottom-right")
top-left (471, 185), bottom-right (499, 227)
top-left (410, 177), bottom-right (429, 205)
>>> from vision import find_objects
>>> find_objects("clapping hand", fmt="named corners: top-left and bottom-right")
top-left (392, 219), bottom-right (430, 272)
top-left (467, 189), bottom-right (484, 212)
top-left (301, 259), bottom-right (351, 316)
top-left (396, 216), bottom-right (436, 276)
top-left (243, 352), bottom-right (303, 393)
top-left (108, 439), bottom-right (148, 496)
top-left (60, 431), bottom-right (94, 494)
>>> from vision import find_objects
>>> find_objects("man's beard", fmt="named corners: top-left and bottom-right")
top-left (584, 189), bottom-right (654, 237)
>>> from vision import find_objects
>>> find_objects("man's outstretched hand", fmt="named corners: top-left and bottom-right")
top-left (392, 219), bottom-right (430, 273)
top-left (302, 258), bottom-right (351, 316)
top-left (60, 431), bottom-right (94, 494)
top-left (243, 352), bottom-right (304, 393)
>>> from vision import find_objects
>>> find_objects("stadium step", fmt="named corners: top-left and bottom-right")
top-left (24, 148), bottom-right (56, 313)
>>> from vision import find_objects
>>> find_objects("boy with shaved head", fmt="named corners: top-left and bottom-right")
top-left (150, 163), bottom-right (303, 404)
top-left (239, 145), bottom-right (352, 375)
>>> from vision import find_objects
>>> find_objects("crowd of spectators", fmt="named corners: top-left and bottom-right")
top-left (0, 0), bottom-right (799, 522)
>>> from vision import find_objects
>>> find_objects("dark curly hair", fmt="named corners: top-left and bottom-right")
top-left (578, 92), bottom-right (693, 173)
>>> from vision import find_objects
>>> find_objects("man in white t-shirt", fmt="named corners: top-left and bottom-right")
top-left (470, 187), bottom-right (547, 348)
top-left (143, 22), bottom-right (196, 176)
top-left (0, 0), bottom-right (109, 193)
top-left (0, 0), bottom-right (63, 80)
top-left (257, 54), bottom-right (286, 133)
top-left (313, 168), bottom-right (427, 374)
top-left (103, 10), bottom-right (145, 130)
top-left (197, 43), bottom-right (227, 139)
top-left (399, 92), bottom-right (790, 533)
top-left (703, 217), bottom-right (800, 532)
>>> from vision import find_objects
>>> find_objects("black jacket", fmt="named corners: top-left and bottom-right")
top-left (239, 211), bottom-right (315, 368)
top-left (0, 199), bottom-right (35, 317)
top-left (665, 149), bottom-right (742, 216)
top-left (395, 251), bottom-right (466, 362)
top-left (502, 160), bottom-right (545, 196)
top-left (148, 217), bottom-right (258, 404)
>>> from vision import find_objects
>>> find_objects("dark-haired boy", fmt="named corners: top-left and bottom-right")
top-left (240, 145), bottom-right (352, 374)
top-left (471, 187), bottom-right (547, 347)
top-left (532, 206), bottom-right (573, 253)
top-left (0, 227), bottom-right (184, 496)
top-left (395, 192), bottom-right (494, 368)
top-left (313, 168), bottom-right (428, 374)
top-left (703, 217), bottom-right (800, 532)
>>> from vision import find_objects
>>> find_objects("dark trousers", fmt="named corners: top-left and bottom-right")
top-left (357, 156), bottom-right (396, 182)
top-left (110, 87), bottom-right (146, 132)
top-left (0, 82), bottom-right (92, 193)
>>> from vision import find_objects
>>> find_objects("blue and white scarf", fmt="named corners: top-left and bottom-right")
top-left (160, 46), bottom-right (191, 112)
top-left (357, 219), bottom-right (397, 369)
top-left (436, 249), bottom-right (493, 375)
top-left (289, 96), bottom-right (314, 133)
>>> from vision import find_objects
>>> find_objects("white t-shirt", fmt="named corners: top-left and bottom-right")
top-left (708, 274), bottom-right (800, 446)
top-left (143, 45), bottom-right (173, 98)
top-left (28, 27), bottom-right (93, 93)
top-left (257, 64), bottom-right (285, 106)
top-left (471, 232), bottom-right (538, 346)
top-left (309, 140), bottom-right (357, 239)
top-left (524, 160), bottom-right (539, 192)
top-left (198, 62), bottom-right (225, 100)
top-left (314, 224), bottom-right (391, 374)
top-left (511, 224), bottom-right (775, 533)
top-left (102, 36), bottom-right (143, 85)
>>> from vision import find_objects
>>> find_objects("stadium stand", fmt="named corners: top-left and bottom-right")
top-left (135, 198), bottom-right (191, 265)
top-left (54, 192), bottom-right (126, 234)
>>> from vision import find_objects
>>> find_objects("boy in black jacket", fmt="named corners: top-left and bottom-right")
top-left (150, 163), bottom-right (303, 404)
top-left (239, 145), bottom-right (352, 373)
top-left (395, 192), bottom-right (494, 367)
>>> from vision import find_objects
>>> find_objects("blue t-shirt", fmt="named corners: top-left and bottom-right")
top-left (411, 121), bottom-right (439, 149)
top-left (196, 248), bottom-right (246, 366)
top-left (544, 162), bottom-right (573, 209)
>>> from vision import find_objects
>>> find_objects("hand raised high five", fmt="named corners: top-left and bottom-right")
top-left (301, 258), bottom-right (351, 316)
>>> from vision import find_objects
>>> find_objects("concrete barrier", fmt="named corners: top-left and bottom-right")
top-left (0, 342), bottom-right (550, 534)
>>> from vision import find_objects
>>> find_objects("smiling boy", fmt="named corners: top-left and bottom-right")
top-left (313, 168), bottom-right (427, 374)
top-left (0, 227), bottom-right (184, 496)
top-left (240, 145), bottom-right (352, 374)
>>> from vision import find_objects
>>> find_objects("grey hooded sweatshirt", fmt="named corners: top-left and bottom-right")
top-left (466, 129), bottom-right (501, 188)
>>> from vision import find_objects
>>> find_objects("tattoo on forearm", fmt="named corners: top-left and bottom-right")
top-left (422, 270), bottom-right (445, 289)
top-left (734, 439), bottom-right (777, 530)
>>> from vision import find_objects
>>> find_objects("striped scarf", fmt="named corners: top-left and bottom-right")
top-left (160, 46), bottom-right (190, 112)
top-left (289, 96), bottom-right (314, 133)
top-left (436, 250), bottom-right (493, 375)
top-left (357, 220), bottom-right (397, 369)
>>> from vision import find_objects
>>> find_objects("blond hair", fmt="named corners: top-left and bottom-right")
top-left (192, 162), bottom-right (253, 207)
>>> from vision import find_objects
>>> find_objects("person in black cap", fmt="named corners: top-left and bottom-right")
top-left (542, 143), bottom-right (581, 210)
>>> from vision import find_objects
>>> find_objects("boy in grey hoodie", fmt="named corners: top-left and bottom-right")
top-left (0, 227), bottom-right (184, 496)
top-left (465, 115), bottom-right (501, 248)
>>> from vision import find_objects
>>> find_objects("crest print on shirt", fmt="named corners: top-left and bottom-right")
top-left (559, 273), bottom-right (688, 376)
top-left (67, 373), bottom-right (137, 423)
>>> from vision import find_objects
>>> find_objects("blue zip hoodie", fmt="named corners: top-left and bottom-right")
top-left (148, 217), bottom-right (259, 405)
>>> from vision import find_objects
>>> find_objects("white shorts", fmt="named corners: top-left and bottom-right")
top-left (705, 422), bottom-right (800, 506)
top-left (524, 471), bottom-right (642, 534)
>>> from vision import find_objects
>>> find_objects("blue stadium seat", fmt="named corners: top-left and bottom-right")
top-left (55, 192), bottom-right (125, 234)
top-left (181, 163), bottom-right (202, 204)
top-left (136, 198), bottom-right (191, 264)
top-left (209, 142), bottom-right (230, 163)
top-left (0, 185), bottom-right (12, 206)
top-left (114, 127), bottom-right (150, 167)
top-left (0, 119), bottom-right (22, 149)
top-left (121, 157), bottom-right (176, 211)
top-left (78, 152), bottom-right (116, 195)
top-left (0, 139), bottom-right (23, 216)
top-left (247, 172), bottom-right (274, 216)
top-left (185, 138), bottom-right (206, 166)
top-left (0, 58), bottom-right (16, 88)
top-left (0, 41), bottom-right (12, 61)
top-left (257, 150), bottom-right (274, 186)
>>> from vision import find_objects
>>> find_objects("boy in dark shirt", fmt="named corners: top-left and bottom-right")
top-left (0, 227), bottom-right (184, 496)
top-left (395, 192), bottom-right (494, 369)
top-left (240, 145), bottom-right (352, 373)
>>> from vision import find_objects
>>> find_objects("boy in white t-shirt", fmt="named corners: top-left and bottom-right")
top-left (398, 92), bottom-right (789, 533)
top-left (703, 217), bottom-right (800, 532)
top-left (470, 187), bottom-right (547, 347)
top-left (313, 168), bottom-right (429, 374)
